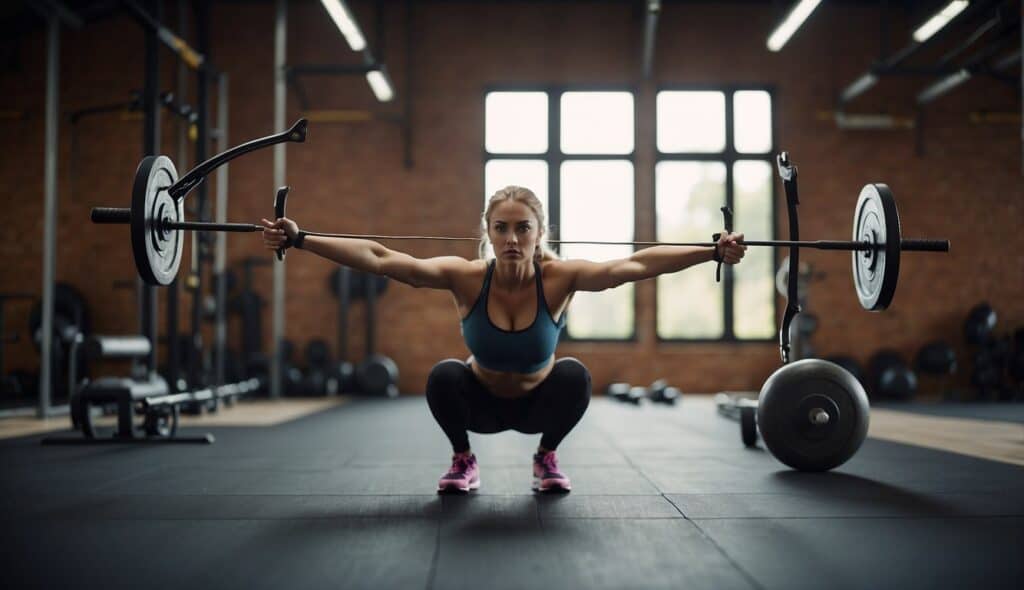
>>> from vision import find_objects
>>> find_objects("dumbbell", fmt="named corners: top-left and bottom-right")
top-left (646, 379), bottom-right (681, 405)
top-left (626, 386), bottom-right (646, 405)
top-left (605, 382), bottom-right (631, 402)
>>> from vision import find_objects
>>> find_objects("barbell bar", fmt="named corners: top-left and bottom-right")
top-left (91, 208), bottom-right (949, 253)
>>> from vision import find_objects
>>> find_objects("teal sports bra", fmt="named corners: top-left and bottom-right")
top-left (460, 260), bottom-right (566, 373)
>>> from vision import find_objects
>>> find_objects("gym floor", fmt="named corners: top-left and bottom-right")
top-left (3, 396), bottom-right (1022, 590)
top-left (4, 1), bottom-right (1022, 588)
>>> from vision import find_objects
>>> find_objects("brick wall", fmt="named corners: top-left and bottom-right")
top-left (2, 1), bottom-right (1021, 396)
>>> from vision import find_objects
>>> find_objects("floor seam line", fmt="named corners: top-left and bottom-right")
top-left (664, 495), bottom-right (766, 590)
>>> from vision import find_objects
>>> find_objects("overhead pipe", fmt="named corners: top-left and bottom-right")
top-left (917, 24), bottom-right (1021, 105)
top-left (837, 0), bottom-right (999, 106)
top-left (935, 8), bottom-right (1004, 66)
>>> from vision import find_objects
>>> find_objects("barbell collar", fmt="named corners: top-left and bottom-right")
top-left (91, 207), bottom-right (131, 224)
top-left (900, 239), bottom-right (950, 252)
top-left (809, 408), bottom-right (831, 425)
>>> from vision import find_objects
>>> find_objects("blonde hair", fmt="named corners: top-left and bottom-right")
top-left (479, 186), bottom-right (560, 262)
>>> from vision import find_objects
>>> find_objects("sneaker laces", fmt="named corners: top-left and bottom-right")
top-left (448, 454), bottom-right (473, 476)
top-left (540, 451), bottom-right (559, 474)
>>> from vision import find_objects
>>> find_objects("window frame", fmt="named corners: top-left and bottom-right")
top-left (483, 84), bottom-right (639, 343)
top-left (654, 84), bottom-right (779, 344)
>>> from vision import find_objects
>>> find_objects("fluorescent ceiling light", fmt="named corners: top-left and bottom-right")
top-left (366, 70), bottom-right (394, 102)
top-left (840, 72), bottom-right (879, 102)
top-left (767, 0), bottom-right (823, 52)
top-left (916, 68), bottom-right (971, 104)
top-left (320, 0), bottom-right (366, 51)
top-left (913, 1), bottom-right (969, 43)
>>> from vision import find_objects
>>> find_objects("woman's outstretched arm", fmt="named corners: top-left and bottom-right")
top-left (261, 217), bottom-right (472, 290)
top-left (563, 233), bottom-right (746, 292)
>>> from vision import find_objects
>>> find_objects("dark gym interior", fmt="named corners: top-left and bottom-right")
top-left (2, 1), bottom-right (1022, 589)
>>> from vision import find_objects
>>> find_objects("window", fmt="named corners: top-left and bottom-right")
top-left (484, 89), bottom-right (636, 340)
top-left (655, 88), bottom-right (776, 341)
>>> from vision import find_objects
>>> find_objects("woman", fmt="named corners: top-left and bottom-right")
top-left (262, 186), bottom-right (745, 493)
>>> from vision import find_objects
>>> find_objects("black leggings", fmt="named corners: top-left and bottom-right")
top-left (425, 358), bottom-right (592, 453)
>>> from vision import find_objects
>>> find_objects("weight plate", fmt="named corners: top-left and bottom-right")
top-left (740, 406), bottom-right (758, 447)
top-left (131, 155), bottom-right (183, 286)
top-left (144, 404), bottom-right (179, 438)
top-left (756, 359), bottom-right (870, 472)
top-left (356, 354), bottom-right (399, 397)
top-left (852, 184), bottom-right (901, 310)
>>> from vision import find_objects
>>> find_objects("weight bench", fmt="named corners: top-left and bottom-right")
top-left (42, 335), bottom-right (214, 445)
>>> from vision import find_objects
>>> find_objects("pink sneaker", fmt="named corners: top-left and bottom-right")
top-left (533, 451), bottom-right (571, 493)
top-left (438, 452), bottom-right (480, 494)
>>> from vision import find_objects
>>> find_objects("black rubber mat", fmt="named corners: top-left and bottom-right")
top-left (2, 396), bottom-right (1022, 589)
top-left (695, 517), bottom-right (1024, 590)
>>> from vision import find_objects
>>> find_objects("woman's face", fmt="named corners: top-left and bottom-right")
top-left (488, 200), bottom-right (542, 262)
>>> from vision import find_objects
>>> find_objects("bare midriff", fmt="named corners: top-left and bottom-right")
top-left (468, 354), bottom-right (555, 398)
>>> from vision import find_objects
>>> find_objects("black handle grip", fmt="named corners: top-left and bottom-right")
top-left (91, 207), bottom-right (131, 224)
top-left (901, 239), bottom-right (949, 252)
top-left (712, 206), bottom-right (735, 283)
top-left (275, 186), bottom-right (290, 261)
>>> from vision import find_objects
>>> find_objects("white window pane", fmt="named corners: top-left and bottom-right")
top-left (734, 91), bottom-right (773, 154)
top-left (561, 161), bottom-right (635, 339)
top-left (485, 92), bottom-right (548, 154)
top-left (654, 161), bottom-right (726, 241)
top-left (733, 161), bottom-right (775, 339)
top-left (657, 91), bottom-right (725, 153)
top-left (562, 244), bottom-right (635, 339)
top-left (657, 272), bottom-right (723, 339)
top-left (560, 92), bottom-right (634, 155)
top-left (484, 160), bottom-right (548, 214)
top-left (560, 161), bottom-right (634, 241)
top-left (655, 161), bottom-right (726, 338)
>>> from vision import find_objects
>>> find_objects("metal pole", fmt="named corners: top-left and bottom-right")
top-left (192, 0), bottom-right (211, 394)
top-left (39, 11), bottom-right (60, 418)
top-left (167, 0), bottom-right (188, 392)
top-left (141, 0), bottom-right (161, 378)
top-left (214, 72), bottom-right (229, 386)
top-left (403, 0), bottom-right (413, 169)
top-left (176, 0), bottom-right (189, 172)
top-left (272, 0), bottom-right (287, 398)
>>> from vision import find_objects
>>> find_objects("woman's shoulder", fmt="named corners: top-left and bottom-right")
top-left (449, 257), bottom-right (489, 282)
top-left (540, 257), bottom-right (570, 272)
top-left (539, 257), bottom-right (577, 283)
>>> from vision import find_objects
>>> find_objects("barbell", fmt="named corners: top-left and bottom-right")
top-left (90, 118), bottom-right (949, 317)
top-left (90, 119), bottom-right (308, 285)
